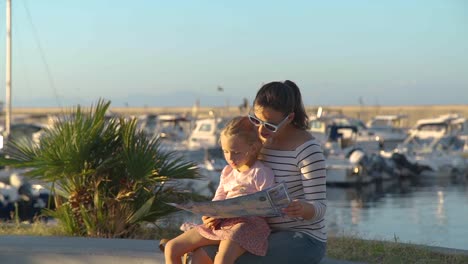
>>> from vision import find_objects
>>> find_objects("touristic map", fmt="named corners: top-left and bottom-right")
top-left (167, 182), bottom-right (291, 218)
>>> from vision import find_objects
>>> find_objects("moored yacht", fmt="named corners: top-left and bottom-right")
top-left (366, 114), bottom-right (408, 151)
top-left (382, 114), bottom-right (468, 178)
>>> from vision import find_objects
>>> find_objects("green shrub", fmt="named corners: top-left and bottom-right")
top-left (0, 99), bottom-right (203, 238)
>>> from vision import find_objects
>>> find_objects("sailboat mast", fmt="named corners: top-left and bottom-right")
top-left (5, 0), bottom-right (12, 138)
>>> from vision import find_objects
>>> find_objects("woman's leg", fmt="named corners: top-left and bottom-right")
top-left (164, 228), bottom-right (219, 264)
top-left (202, 231), bottom-right (326, 264)
top-left (214, 240), bottom-right (246, 264)
top-left (190, 248), bottom-right (214, 264)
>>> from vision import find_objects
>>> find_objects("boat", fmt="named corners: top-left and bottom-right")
top-left (309, 112), bottom-right (399, 185)
top-left (134, 113), bottom-right (194, 152)
top-left (366, 114), bottom-right (409, 151)
top-left (0, 168), bottom-right (54, 221)
top-left (325, 149), bottom-right (373, 186)
top-left (187, 117), bottom-right (229, 151)
top-left (0, 122), bottom-right (47, 152)
top-left (405, 114), bottom-right (466, 138)
top-left (156, 114), bottom-right (192, 140)
top-left (309, 114), bottom-right (381, 154)
top-left (394, 134), bottom-right (467, 178)
top-left (382, 114), bottom-right (468, 178)
top-left (325, 147), bottom-right (399, 186)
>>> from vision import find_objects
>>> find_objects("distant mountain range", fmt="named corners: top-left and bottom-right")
top-left (12, 91), bottom-right (250, 108)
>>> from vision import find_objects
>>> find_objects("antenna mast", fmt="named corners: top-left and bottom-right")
top-left (5, 0), bottom-right (12, 138)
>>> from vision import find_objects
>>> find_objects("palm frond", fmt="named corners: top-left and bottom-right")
top-left (0, 99), bottom-right (203, 238)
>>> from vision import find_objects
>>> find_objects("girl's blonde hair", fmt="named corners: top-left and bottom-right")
top-left (220, 116), bottom-right (262, 152)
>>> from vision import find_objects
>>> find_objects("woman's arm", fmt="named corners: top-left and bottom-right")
top-left (281, 199), bottom-right (316, 220)
top-left (295, 142), bottom-right (327, 221)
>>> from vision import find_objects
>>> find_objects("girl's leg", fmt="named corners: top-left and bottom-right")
top-left (214, 240), bottom-right (246, 264)
top-left (164, 228), bottom-right (219, 264)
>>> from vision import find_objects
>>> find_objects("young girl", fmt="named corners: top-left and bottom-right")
top-left (164, 116), bottom-right (275, 264)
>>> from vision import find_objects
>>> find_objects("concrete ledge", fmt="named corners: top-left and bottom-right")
top-left (0, 235), bottom-right (163, 264)
top-left (2, 235), bottom-right (466, 264)
top-left (0, 235), bottom-right (366, 264)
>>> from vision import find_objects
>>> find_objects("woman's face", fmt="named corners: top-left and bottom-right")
top-left (252, 106), bottom-right (290, 142)
top-left (220, 135), bottom-right (254, 170)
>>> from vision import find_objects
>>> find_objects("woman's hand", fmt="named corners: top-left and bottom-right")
top-left (202, 216), bottom-right (220, 229)
top-left (282, 200), bottom-right (315, 220)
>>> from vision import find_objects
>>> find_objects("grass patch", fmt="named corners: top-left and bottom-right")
top-left (0, 221), bottom-right (67, 237)
top-left (0, 220), bottom-right (182, 240)
top-left (327, 235), bottom-right (468, 264)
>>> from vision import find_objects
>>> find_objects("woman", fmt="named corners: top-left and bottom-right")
top-left (195, 80), bottom-right (327, 264)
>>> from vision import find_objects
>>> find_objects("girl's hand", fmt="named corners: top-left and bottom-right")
top-left (202, 216), bottom-right (220, 229)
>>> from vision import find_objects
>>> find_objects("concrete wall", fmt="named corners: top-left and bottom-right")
top-left (4, 104), bottom-right (468, 128)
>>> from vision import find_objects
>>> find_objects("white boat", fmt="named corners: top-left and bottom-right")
top-left (325, 148), bottom-right (380, 186)
top-left (135, 114), bottom-right (158, 136)
top-left (135, 114), bottom-right (193, 151)
top-left (406, 114), bottom-right (466, 138)
top-left (0, 122), bottom-right (47, 151)
top-left (366, 115), bottom-right (408, 151)
top-left (137, 114), bottom-right (192, 140)
top-left (0, 168), bottom-right (54, 221)
top-left (384, 114), bottom-right (468, 178)
top-left (187, 117), bottom-right (228, 151)
top-left (309, 115), bottom-right (381, 154)
top-left (395, 135), bottom-right (467, 178)
top-left (309, 114), bottom-right (397, 185)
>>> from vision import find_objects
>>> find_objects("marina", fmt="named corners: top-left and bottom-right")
top-left (0, 1), bottom-right (466, 263)
top-left (0, 106), bottom-right (467, 252)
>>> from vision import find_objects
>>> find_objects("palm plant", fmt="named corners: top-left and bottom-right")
top-left (0, 99), bottom-right (203, 238)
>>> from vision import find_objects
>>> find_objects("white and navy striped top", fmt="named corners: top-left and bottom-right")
top-left (258, 138), bottom-right (327, 242)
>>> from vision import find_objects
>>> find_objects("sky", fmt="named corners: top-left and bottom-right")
top-left (0, 0), bottom-right (466, 108)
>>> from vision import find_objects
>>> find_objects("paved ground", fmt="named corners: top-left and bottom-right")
top-left (0, 235), bottom-right (365, 264)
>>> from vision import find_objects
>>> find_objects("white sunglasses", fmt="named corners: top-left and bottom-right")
top-left (248, 114), bottom-right (289, 132)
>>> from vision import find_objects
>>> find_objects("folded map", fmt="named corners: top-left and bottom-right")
top-left (167, 182), bottom-right (291, 218)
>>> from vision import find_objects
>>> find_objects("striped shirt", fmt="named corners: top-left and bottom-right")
top-left (258, 138), bottom-right (327, 242)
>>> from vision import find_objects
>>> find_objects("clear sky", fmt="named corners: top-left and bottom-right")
top-left (0, 0), bottom-right (466, 108)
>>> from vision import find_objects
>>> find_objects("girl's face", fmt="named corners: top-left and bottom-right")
top-left (220, 135), bottom-right (255, 171)
top-left (251, 106), bottom-right (291, 142)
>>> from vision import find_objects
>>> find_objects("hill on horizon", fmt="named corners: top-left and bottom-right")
top-left (10, 91), bottom-right (250, 109)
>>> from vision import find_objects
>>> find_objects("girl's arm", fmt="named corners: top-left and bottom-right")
top-left (253, 165), bottom-right (275, 191)
top-left (212, 165), bottom-right (230, 201)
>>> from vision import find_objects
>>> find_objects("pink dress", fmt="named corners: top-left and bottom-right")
top-left (195, 160), bottom-right (274, 256)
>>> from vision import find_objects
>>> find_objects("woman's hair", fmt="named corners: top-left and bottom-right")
top-left (253, 80), bottom-right (309, 130)
top-left (220, 116), bottom-right (262, 152)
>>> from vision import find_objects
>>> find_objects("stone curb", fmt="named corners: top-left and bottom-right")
top-left (2, 235), bottom-right (466, 264)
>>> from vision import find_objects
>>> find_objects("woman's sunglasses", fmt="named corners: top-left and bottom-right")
top-left (248, 114), bottom-right (289, 132)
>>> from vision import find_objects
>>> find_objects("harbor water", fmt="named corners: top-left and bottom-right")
top-left (326, 177), bottom-right (468, 250)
